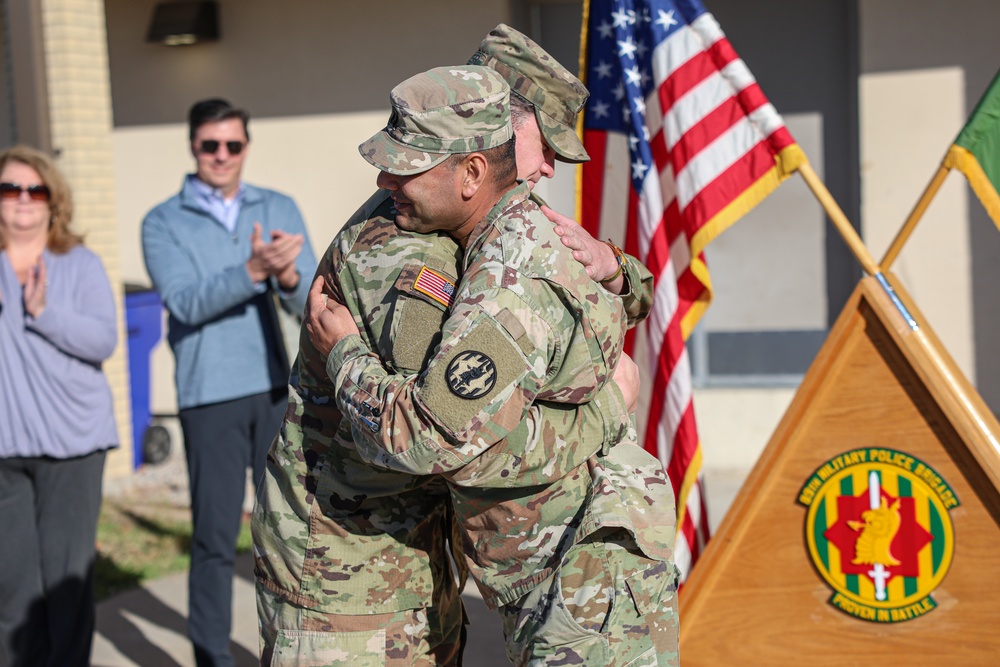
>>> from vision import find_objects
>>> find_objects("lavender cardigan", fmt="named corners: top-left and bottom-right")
top-left (0, 245), bottom-right (119, 458)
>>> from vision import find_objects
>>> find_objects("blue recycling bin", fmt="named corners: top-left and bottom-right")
top-left (125, 285), bottom-right (164, 468)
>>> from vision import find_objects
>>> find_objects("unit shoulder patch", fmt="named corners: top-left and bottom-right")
top-left (417, 316), bottom-right (528, 440)
top-left (445, 350), bottom-right (497, 399)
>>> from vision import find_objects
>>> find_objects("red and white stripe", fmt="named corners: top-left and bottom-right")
top-left (413, 266), bottom-right (456, 308)
top-left (580, 10), bottom-right (799, 581)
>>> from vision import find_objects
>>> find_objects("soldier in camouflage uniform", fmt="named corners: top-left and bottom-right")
top-left (315, 65), bottom-right (679, 665)
top-left (472, 24), bottom-right (639, 298)
top-left (252, 46), bottom-right (656, 665)
top-left (253, 201), bottom-right (634, 666)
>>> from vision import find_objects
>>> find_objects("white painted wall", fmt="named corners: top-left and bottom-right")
top-left (859, 68), bottom-right (973, 381)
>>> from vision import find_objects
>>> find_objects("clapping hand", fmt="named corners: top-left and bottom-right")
top-left (22, 256), bottom-right (47, 318)
top-left (246, 222), bottom-right (304, 288)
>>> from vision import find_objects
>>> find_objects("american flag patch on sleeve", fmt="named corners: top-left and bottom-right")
top-left (413, 266), bottom-right (456, 308)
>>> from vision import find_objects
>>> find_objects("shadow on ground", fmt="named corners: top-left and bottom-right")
top-left (94, 554), bottom-right (259, 667)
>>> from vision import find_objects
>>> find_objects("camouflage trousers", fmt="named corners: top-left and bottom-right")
top-left (257, 584), bottom-right (465, 667)
top-left (498, 528), bottom-right (679, 667)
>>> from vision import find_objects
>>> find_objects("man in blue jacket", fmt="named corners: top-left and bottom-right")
top-left (141, 98), bottom-right (316, 667)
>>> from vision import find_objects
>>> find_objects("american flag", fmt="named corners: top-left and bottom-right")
top-left (413, 266), bottom-right (456, 308)
top-left (578, 0), bottom-right (804, 580)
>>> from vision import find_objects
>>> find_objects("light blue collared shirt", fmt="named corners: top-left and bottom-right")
top-left (187, 174), bottom-right (245, 234)
top-left (187, 174), bottom-right (269, 291)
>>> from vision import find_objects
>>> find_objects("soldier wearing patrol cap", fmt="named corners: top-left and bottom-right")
top-left (470, 24), bottom-right (650, 304)
top-left (314, 60), bottom-right (679, 665)
top-left (469, 22), bottom-right (590, 166)
top-left (252, 63), bottom-right (645, 665)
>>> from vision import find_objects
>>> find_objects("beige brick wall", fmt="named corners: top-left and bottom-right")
top-left (41, 0), bottom-right (133, 478)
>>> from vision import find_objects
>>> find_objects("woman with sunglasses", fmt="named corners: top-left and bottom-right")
top-left (0, 145), bottom-right (118, 667)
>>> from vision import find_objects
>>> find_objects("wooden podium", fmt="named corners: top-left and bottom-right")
top-left (678, 273), bottom-right (1000, 664)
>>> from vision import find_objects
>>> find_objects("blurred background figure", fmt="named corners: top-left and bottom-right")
top-left (141, 98), bottom-right (316, 667)
top-left (0, 145), bottom-right (119, 667)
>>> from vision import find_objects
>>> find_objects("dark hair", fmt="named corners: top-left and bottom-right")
top-left (445, 137), bottom-right (517, 189)
top-left (483, 136), bottom-right (517, 188)
top-left (0, 145), bottom-right (81, 253)
top-left (188, 98), bottom-right (250, 141)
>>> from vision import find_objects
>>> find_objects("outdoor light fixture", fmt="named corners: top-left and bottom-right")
top-left (146, 1), bottom-right (219, 46)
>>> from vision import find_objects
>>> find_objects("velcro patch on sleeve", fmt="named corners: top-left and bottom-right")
top-left (413, 266), bottom-right (456, 308)
top-left (419, 319), bottom-right (528, 440)
top-left (391, 295), bottom-right (447, 373)
top-left (494, 308), bottom-right (533, 356)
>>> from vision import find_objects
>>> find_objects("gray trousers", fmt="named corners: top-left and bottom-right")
top-left (179, 389), bottom-right (285, 667)
top-left (0, 450), bottom-right (107, 667)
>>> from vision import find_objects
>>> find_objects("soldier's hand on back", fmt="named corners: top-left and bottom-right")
top-left (542, 205), bottom-right (624, 294)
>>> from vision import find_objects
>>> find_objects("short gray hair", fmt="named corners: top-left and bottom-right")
top-left (510, 93), bottom-right (535, 130)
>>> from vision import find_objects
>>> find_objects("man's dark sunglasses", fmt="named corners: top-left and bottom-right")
top-left (197, 140), bottom-right (246, 156)
top-left (0, 182), bottom-right (51, 202)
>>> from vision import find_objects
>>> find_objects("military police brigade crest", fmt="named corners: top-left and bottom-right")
top-left (445, 350), bottom-right (497, 399)
top-left (797, 447), bottom-right (958, 623)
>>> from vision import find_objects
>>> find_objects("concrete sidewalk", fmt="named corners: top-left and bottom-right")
top-left (93, 553), bottom-right (258, 667)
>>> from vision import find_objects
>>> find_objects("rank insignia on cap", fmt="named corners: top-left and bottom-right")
top-left (445, 350), bottom-right (497, 399)
top-left (413, 266), bottom-right (456, 308)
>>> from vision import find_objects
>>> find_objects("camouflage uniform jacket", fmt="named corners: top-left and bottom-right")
top-left (253, 189), bottom-right (637, 614)
top-left (331, 183), bottom-right (677, 608)
top-left (527, 190), bottom-right (653, 326)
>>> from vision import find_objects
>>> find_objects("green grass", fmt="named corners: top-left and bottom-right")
top-left (95, 500), bottom-right (251, 601)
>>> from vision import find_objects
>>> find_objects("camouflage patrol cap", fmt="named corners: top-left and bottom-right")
top-left (468, 24), bottom-right (590, 163)
top-left (359, 66), bottom-right (513, 176)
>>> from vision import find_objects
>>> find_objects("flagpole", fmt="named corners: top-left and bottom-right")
top-left (575, 0), bottom-right (591, 224)
top-left (880, 165), bottom-right (951, 270)
top-left (797, 161), bottom-right (881, 276)
top-left (798, 162), bottom-right (922, 329)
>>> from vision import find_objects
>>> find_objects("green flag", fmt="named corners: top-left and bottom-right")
top-left (944, 69), bottom-right (1000, 228)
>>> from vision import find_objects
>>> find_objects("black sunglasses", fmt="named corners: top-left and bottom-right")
top-left (0, 182), bottom-right (51, 202)
top-left (197, 140), bottom-right (246, 156)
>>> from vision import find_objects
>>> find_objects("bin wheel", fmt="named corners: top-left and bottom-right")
top-left (142, 424), bottom-right (171, 465)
